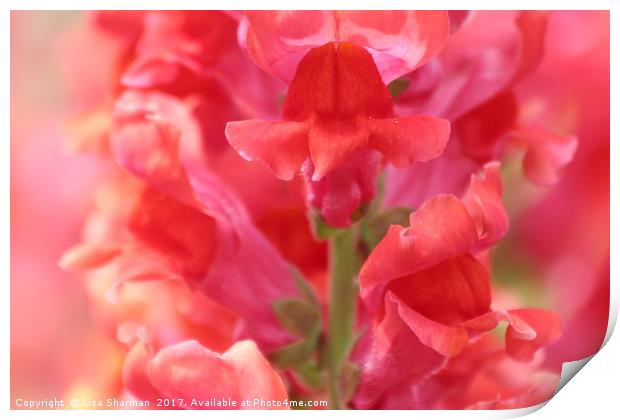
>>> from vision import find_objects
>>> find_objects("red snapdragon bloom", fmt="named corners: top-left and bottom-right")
top-left (227, 12), bottom-right (452, 226)
top-left (123, 340), bottom-right (289, 409)
top-left (353, 163), bottom-right (560, 408)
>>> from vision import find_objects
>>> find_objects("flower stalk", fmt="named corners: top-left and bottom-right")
top-left (326, 228), bottom-right (360, 409)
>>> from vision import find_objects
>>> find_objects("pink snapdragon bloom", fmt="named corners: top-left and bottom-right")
top-left (123, 340), bottom-right (289, 409)
top-left (62, 90), bottom-right (304, 351)
top-left (226, 12), bottom-right (451, 227)
top-left (386, 11), bottom-right (578, 210)
top-left (353, 164), bottom-right (560, 408)
top-left (39, 10), bottom-right (607, 411)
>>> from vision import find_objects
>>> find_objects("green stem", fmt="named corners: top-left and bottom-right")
top-left (326, 228), bottom-right (359, 409)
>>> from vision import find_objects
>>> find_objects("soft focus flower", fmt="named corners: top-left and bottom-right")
top-left (386, 11), bottom-right (578, 210)
top-left (11, 10), bottom-right (608, 411)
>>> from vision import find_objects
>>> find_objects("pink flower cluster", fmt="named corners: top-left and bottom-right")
top-left (56, 10), bottom-right (609, 409)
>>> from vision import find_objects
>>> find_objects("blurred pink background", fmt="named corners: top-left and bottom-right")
top-left (11, 11), bottom-right (123, 405)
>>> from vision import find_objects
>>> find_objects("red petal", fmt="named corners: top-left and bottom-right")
top-left (454, 90), bottom-right (518, 163)
top-left (128, 187), bottom-right (218, 280)
top-left (388, 254), bottom-right (492, 327)
top-left (360, 194), bottom-right (478, 311)
top-left (367, 115), bottom-right (450, 167)
top-left (282, 41), bottom-right (393, 180)
top-left (388, 292), bottom-right (470, 357)
top-left (307, 119), bottom-right (369, 181)
top-left (225, 119), bottom-right (309, 181)
top-left (283, 42), bottom-right (393, 121)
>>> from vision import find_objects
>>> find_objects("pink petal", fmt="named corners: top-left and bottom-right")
top-left (512, 11), bottom-right (551, 83)
top-left (353, 292), bottom-right (447, 408)
top-left (243, 11), bottom-right (450, 84)
top-left (383, 140), bottom-right (478, 210)
top-left (110, 90), bottom-right (198, 205)
top-left (201, 222), bottom-right (299, 351)
top-left (448, 11), bottom-right (472, 33)
top-left (223, 341), bottom-right (289, 408)
top-left (111, 90), bottom-right (299, 350)
top-left (304, 148), bottom-right (382, 228)
top-left (336, 11), bottom-right (451, 83)
top-left (59, 243), bottom-right (122, 271)
top-left (512, 125), bottom-right (578, 186)
top-left (147, 340), bottom-right (288, 409)
top-left (464, 308), bottom-right (562, 362)
top-left (149, 340), bottom-right (241, 405)
top-left (123, 341), bottom-right (160, 402)
top-left (504, 309), bottom-right (562, 363)
top-left (462, 162), bottom-right (509, 248)
top-left (396, 11), bottom-right (549, 120)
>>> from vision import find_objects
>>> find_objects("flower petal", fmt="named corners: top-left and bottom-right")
top-left (367, 115), bottom-right (450, 167)
top-left (149, 340), bottom-right (240, 404)
top-left (353, 292), bottom-right (446, 408)
top-left (388, 254), bottom-right (492, 327)
top-left (123, 341), bottom-right (160, 402)
top-left (464, 308), bottom-right (562, 363)
top-left (388, 292), bottom-right (470, 357)
top-left (225, 120), bottom-right (309, 181)
top-left (59, 243), bottom-right (122, 272)
top-left (462, 162), bottom-right (509, 248)
top-left (223, 341), bottom-right (289, 408)
top-left (146, 340), bottom-right (289, 409)
top-left (505, 309), bottom-right (562, 362)
top-left (243, 11), bottom-right (449, 84)
top-left (360, 194), bottom-right (479, 311)
top-left (511, 125), bottom-right (578, 186)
